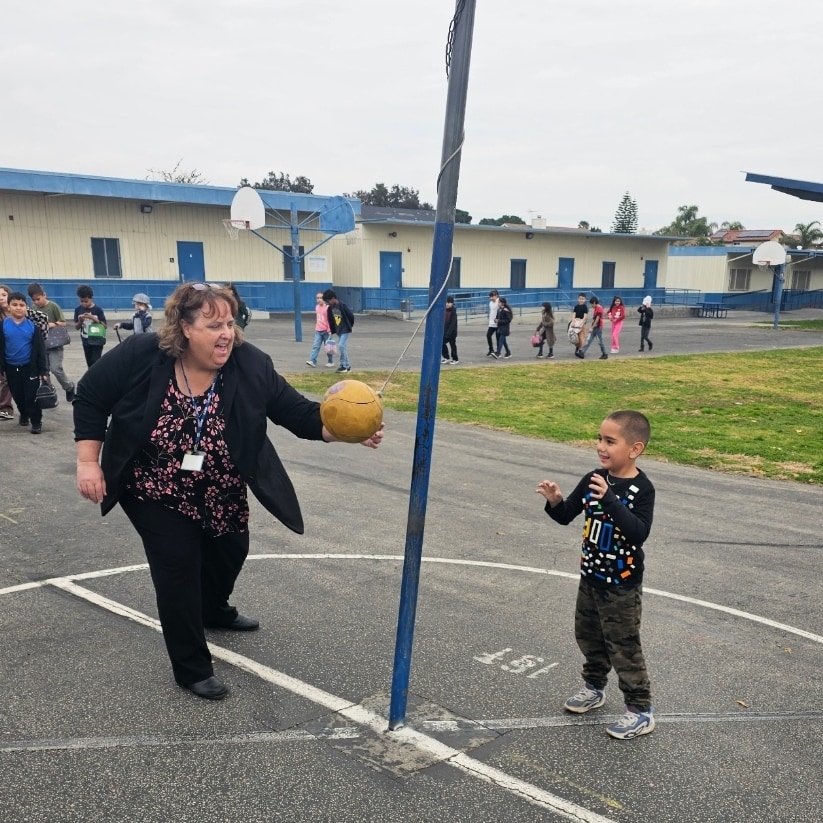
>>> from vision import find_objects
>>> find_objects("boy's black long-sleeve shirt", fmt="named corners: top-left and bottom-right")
top-left (545, 468), bottom-right (654, 588)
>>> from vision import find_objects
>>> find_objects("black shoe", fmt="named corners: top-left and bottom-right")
top-left (639, 348), bottom-right (644, 352)
top-left (19, 417), bottom-right (30, 427)
top-left (600, 354), bottom-right (608, 360)
top-left (206, 614), bottom-right (260, 631)
top-left (31, 423), bottom-right (42, 434)
top-left (575, 351), bottom-right (585, 359)
top-left (648, 341), bottom-right (653, 351)
top-left (66, 387), bottom-right (76, 403)
top-left (490, 352), bottom-right (499, 359)
top-left (180, 675), bottom-right (228, 700)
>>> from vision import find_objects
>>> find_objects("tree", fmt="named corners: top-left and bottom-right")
top-left (344, 183), bottom-right (433, 210)
top-left (719, 221), bottom-right (745, 231)
top-left (146, 159), bottom-right (208, 185)
top-left (794, 220), bottom-right (823, 248)
top-left (455, 208), bottom-right (472, 224)
top-left (239, 171), bottom-right (314, 193)
top-left (478, 214), bottom-right (525, 226)
top-left (655, 204), bottom-right (714, 244)
top-left (578, 220), bottom-right (602, 232)
top-left (611, 191), bottom-right (638, 234)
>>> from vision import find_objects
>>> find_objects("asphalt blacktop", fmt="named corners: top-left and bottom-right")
top-left (1, 308), bottom-right (822, 823)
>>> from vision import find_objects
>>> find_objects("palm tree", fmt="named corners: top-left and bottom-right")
top-left (794, 220), bottom-right (823, 248)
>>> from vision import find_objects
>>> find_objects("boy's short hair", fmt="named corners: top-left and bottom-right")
top-left (322, 288), bottom-right (337, 302)
top-left (7, 291), bottom-right (28, 304)
top-left (488, 289), bottom-right (498, 298)
top-left (607, 410), bottom-right (651, 446)
top-left (446, 295), bottom-right (454, 304)
top-left (76, 285), bottom-right (94, 299)
top-left (27, 282), bottom-right (45, 298)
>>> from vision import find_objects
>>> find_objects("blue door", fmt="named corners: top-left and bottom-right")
top-left (643, 260), bottom-right (658, 291)
top-left (177, 241), bottom-right (205, 282)
top-left (380, 251), bottom-right (402, 290)
top-left (558, 257), bottom-right (574, 292)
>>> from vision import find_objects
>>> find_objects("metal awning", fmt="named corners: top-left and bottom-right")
top-left (744, 172), bottom-right (823, 203)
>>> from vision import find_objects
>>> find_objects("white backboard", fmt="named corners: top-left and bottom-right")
top-left (230, 186), bottom-right (266, 230)
top-left (752, 240), bottom-right (787, 267)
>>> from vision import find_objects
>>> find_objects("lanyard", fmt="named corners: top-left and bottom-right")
top-left (179, 362), bottom-right (218, 453)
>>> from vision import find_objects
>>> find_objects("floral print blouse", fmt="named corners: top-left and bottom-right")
top-left (127, 373), bottom-right (249, 535)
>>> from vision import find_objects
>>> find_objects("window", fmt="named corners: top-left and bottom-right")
top-left (447, 257), bottom-right (461, 290)
top-left (729, 268), bottom-right (750, 291)
top-left (282, 245), bottom-right (306, 280)
top-left (510, 259), bottom-right (526, 290)
top-left (91, 237), bottom-right (122, 278)
top-left (791, 269), bottom-right (811, 290)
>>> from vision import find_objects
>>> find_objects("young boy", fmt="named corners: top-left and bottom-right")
top-left (441, 295), bottom-right (458, 364)
top-left (577, 295), bottom-right (608, 360)
top-left (323, 289), bottom-right (354, 373)
top-left (537, 410), bottom-right (656, 739)
top-left (73, 285), bottom-right (107, 367)
top-left (114, 293), bottom-right (153, 336)
top-left (0, 292), bottom-right (49, 433)
top-left (27, 282), bottom-right (76, 402)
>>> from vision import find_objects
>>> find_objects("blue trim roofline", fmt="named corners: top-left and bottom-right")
top-left (0, 167), bottom-right (360, 214)
top-left (744, 171), bottom-right (823, 204)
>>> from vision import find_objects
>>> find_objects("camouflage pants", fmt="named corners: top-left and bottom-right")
top-left (574, 579), bottom-right (652, 710)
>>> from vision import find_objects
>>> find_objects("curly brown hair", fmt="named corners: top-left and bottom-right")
top-left (158, 283), bottom-right (242, 358)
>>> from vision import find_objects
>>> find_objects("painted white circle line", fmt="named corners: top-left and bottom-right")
top-left (3, 553), bottom-right (821, 646)
top-left (44, 577), bottom-right (615, 823)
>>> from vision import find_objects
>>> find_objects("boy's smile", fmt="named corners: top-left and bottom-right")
top-left (596, 418), bottom-right (642, 478)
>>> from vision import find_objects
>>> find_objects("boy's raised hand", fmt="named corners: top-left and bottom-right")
top-left (536, 479), bottom-right (562, 506)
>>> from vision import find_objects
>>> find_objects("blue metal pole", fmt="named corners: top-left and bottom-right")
top-left (772, 264), bottom-right (784, 329)
top-left (389, 0), bottom-right (476, 731)
top-left (291, 204), bottom-right (303, 342)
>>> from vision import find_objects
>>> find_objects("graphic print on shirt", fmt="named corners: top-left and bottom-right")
top-left (580, 483), bottom-right (642, 585)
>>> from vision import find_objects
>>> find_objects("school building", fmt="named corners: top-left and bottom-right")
top-left (1, 166), bottom-right (821, 315)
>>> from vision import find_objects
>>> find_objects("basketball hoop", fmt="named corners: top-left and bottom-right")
top-left (222, 218), bottom-right (249, 240)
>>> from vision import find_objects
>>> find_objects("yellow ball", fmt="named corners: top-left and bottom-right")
top-left (320, 380), bottom-right (384, 443)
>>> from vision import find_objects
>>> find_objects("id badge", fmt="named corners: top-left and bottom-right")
top-left (181, 451), bottom-right (205, 472)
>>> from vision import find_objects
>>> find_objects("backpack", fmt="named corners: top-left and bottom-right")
top-left (568, 317), bottom-right (584, 344)
top-left (27, 308), bottom-right (49, 341)
top-left (86, 321), bottom-right (107, 346)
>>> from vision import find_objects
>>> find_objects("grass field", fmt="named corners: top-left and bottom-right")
top-left (284, 346), bottom-right (823, 486)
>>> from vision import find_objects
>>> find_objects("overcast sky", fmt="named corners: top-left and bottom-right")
top-left (4, 0), bottom-right (821, 232)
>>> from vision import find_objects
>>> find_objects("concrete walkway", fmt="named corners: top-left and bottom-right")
top-left (1, 310), bottom-right (821, 822)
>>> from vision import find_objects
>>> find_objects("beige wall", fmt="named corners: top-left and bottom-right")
top-left (330, 223), bottom-right (671, 289)
top-left (0, 192), bottom-right (336, 283)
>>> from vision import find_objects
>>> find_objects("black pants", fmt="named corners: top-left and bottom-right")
top-left (640, 326), bottom-right (652, 350)
top-left (120, 494), bottom-right (250, 685)
top-left (82, 341), bottom-right (105, 367)
top-left (4, 363), bottom-right (42, 425)
top-left (441, 336), bottom-right (458, 361)
top-left (486, 326), bottom-right (498, 353)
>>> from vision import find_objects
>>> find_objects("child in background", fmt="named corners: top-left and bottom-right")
top-left (638, 296), bottom-right (654, 352)
top-left (27, 282), bottom-right (76, 402)
top-left (577, 295), bottom-right (608, 360)
top-left (73, 285), bottom-right (107, 367)
top-left (607, 296), bottom-right (626, 354)
top-left (536, 410), bottom-right (656, 739)
top-left (0, 291), bottom-right (49, 433)
top-left (493, 296), bottom-right (513, 359)
top-left (535, 302), bottom-right (555, 359)
top-left (306, 291), bottom-right (334, 367)
top-left (486, 289), bottom-right (500, 357)
top-left (115, 293), bottom-right (153, 336)
top-left (441, 295), bottom-right (459, 364)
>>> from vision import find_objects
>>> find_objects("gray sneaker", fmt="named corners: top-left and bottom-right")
top-left (564, 683), bottom-right (606, 714)
top-left (606, 706), bottom-right (655, 739)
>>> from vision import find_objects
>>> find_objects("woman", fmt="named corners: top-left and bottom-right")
top-left (74, 283), bottom-right (383, 700)
top-left (493, 296), bottom-right (513, 358)
top-left (535, 302), bottom-right (556, 359)
top-left (607, 296), bottom-right (626, 354)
